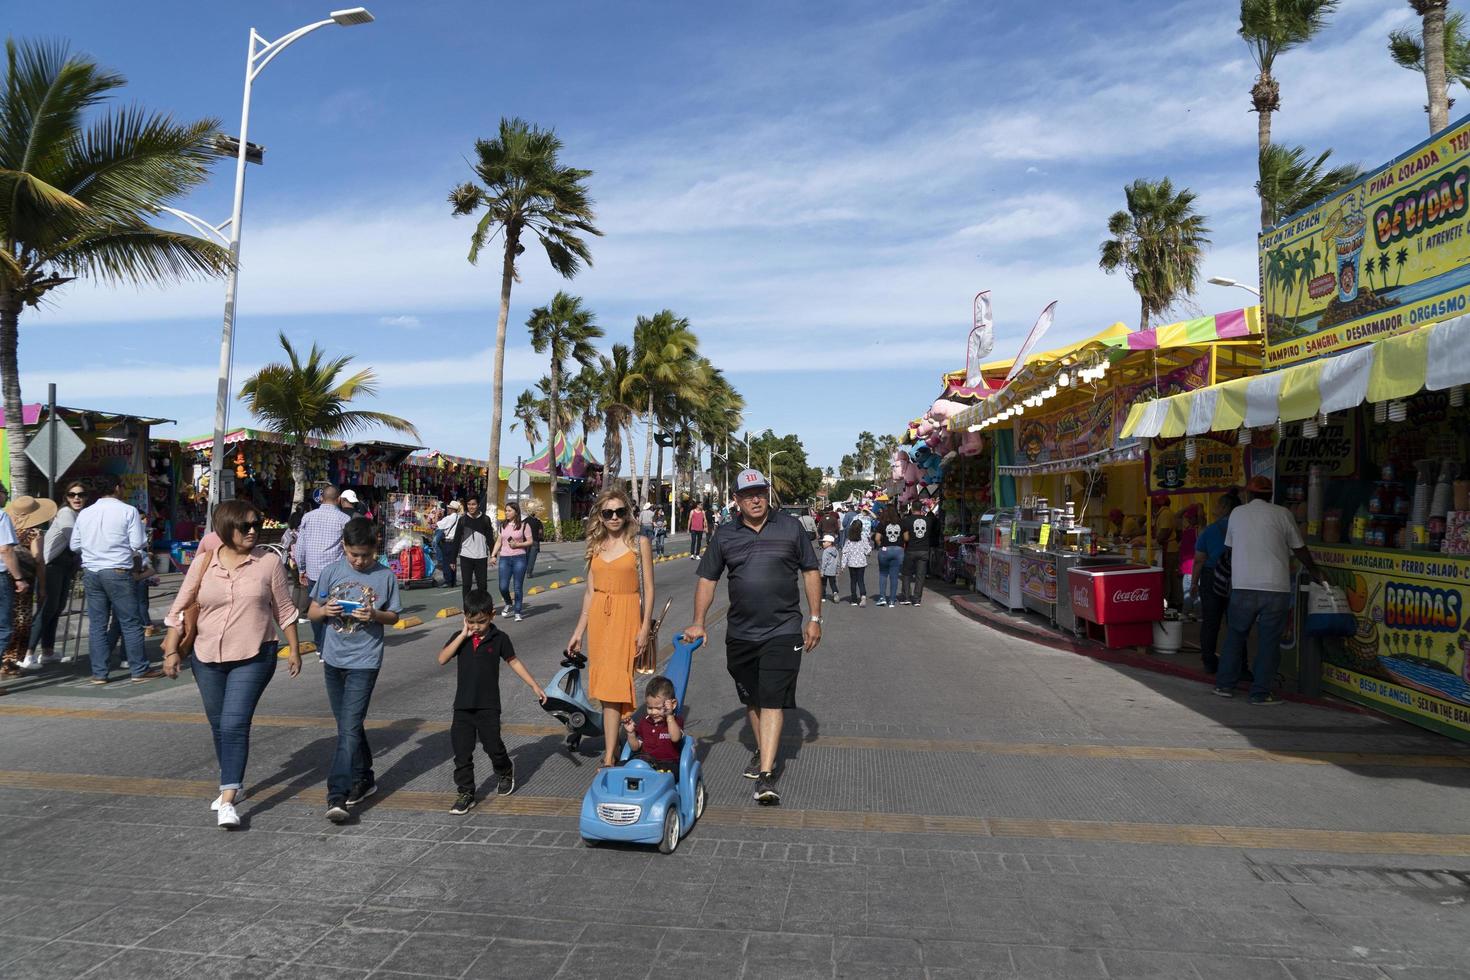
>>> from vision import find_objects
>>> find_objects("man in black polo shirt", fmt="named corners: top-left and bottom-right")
top-left (685, 469), bottom-right (822, 806)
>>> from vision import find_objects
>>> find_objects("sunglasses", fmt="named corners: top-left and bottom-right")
top-left (238, 520), bottom-right (261, 534)
top-left (65, 491), bottom-right (86, 499)
top-left (600, 507), bottom-right (629, 520)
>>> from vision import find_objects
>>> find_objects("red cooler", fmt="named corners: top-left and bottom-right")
top-left (1067, 564), bottom-right (1164, 648)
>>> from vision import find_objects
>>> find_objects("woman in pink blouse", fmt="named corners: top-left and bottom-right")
top-left (163, 500), bottom-right (301, 829)
top-left (489, 501), bottom-right (534, 623)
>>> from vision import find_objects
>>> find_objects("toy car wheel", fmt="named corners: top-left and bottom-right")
top-left (566, 733), bottom-right (582, 751)
top-left (658, 806), bottom-right (680, 854)
top-left (569, 710), bottom-right (586, 729)
top-left (694, 777), bottom-right (707, 821)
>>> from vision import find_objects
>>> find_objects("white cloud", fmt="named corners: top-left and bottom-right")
top-left (378, 315), bottom-right (422, 329)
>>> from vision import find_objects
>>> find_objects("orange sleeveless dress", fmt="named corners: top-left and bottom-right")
top-left (587, 548), bottom-right (640, 713)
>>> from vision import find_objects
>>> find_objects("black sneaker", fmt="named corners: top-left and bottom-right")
top-left (496, 766), bottom-right (516, 796)
top-left (1249, 693), bottom-right (1284, 706)
top-left (912, 600), bottom-right (921, 607)
top-left (325, 799), bottom-right (350, 823)
top-left (754, 772), bottom-right (780, 806)
top-left (898, 598), bottom-right (912, 606)
top-left (449, 792), bottom-right (476, 815)
top-left (742, 752), bottom-right (762, 780)
top-left (345, 780), bottom-right (376, 806)
top-left (1211, 687), bottom-right (1234, 699)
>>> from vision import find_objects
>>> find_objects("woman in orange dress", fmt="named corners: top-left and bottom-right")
top-left (566, 488), bottom-right (654, 767)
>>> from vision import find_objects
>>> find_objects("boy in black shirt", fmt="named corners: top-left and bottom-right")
top-left (437, 589), bottom-right (545, 813)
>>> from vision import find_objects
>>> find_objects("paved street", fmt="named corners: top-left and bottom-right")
top-left (3, 538), bottom-right (1470, 979)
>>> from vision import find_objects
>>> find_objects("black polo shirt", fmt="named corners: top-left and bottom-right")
top-left (697, 510), bottom-right (819, 642)
top-left (445, 626), bottom-right (517, 710)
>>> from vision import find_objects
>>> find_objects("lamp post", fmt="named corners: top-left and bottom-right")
top-left (1206, 275), bottom-right (1262, 299)
top-left (767, 448), bottom-right (789, 504)
top-left (206, 7), bottom-right (374, 526)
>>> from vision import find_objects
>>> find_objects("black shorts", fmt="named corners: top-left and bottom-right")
top-left (726, 634), bottom-right (803, 709)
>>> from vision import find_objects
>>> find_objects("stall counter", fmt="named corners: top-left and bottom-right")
top-left (1310, 543), bottom-right (1470, 742)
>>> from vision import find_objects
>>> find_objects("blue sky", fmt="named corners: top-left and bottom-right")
top-left (14, 0), bottom-right (1433, 469)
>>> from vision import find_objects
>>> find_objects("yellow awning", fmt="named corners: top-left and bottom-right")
top-left (1121, 313), bottom-right (1470, 438)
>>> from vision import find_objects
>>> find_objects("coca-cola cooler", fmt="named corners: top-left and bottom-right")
top-left (1066, 564), bottom-right (1164, 648)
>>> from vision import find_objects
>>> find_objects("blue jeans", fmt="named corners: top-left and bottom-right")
top-left (192, 644), bottom-right (277, 791)
top-left (85, 568), bottom-right (146, 679)
top-left (29, 560), bottom-right (76, 652)
top-left (0, 573), bottom-right (14, 657)
top-left (524, 543), bottom-right (540, 580)
top-left (498, 554), bottom-right (528, 615)
top-left (654, 531), bottom-right (667, 556)
top-left (877, 546), bottom-right (903, 603)
top-left (323, 664), bottom-right (379, 801)
top-left (1217, 588), bottom-right (1293, 698)
top-left (106, 577), bottom-right (150, 662)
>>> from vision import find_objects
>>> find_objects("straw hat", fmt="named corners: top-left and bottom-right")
top-left (6, 495), bottom-right (58, 532)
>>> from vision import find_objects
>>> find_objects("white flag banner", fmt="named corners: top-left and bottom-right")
top-left (964, 290), bottom-right (994, 387)
top-left (1003, 301), bottom-right (1059, 385)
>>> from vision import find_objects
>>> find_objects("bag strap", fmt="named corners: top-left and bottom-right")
top-left (634, 537), bottom-right (646, 620)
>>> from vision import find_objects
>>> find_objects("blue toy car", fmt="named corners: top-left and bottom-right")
top-left (542, 650), bottom-right (603, 752)
top-left (579, 634), bottom-right (705, 853)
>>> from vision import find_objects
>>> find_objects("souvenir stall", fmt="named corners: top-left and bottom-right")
top-left (334, 440), bottom-right (422, 518)
top-left (398, 450), bottom-right (557, 517)
top-left (1121, 116), bottom-right (1470, 741)
top-left (184, 428), bottom-right (339, 525)
top-left (0, 404), bottom-right (168, 516)
top-left (949, 308), bottom-right (1262, 636)
top-left (384, 492), bottom-right (439, 587)
top-left (522, 434), bottom-right (603, 522)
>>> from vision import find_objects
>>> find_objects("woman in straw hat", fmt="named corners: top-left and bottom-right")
top-left (0, 495), bottom-right (54, 676)
top-left (21, 481), bottom-right (86, 671)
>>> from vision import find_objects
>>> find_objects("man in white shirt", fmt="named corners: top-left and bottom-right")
top-left (1213, 475), bottom-right (1324, 705)
top-left (71, 476), bottom-right (156, 684)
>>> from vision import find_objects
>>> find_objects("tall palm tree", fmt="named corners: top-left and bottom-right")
top-left (596, 344), bottom-right (635, 492)
top-left (1294, 242), bottom-right (1323, 322)
top-left (1257, 143), bottom-right (1363, 227)
top-left (1396, 246), bottom-right (1411, 285)
top-left (448, 118), bottom-right (601, 508)
top-left (1098, 178), bottom-right (1212, 331)
top-left (511, 389), bottom-right (541, 454)
top-left (1239, 0), bottom-right (1342, 228)
top-left (627, 311), bottom-right (704, 506)
top-left (876, 433), bottom-right (901, 480)
top-left (693, 368), bottom-right (743, 501)
top-left (854, 432), bottom-right (878, 479)
top-left (0, 39), bottom-right (231, 494)
top-left (1378, 253), bottom-right (1392, 287)
top-left (239, 334), bottom-right (419, 507)
top-left (565, 363), bottom-right (603, 447)
top-left (526, 291), bottom-right (603, 538)
top-left (1391, 6), bottom-right (1463, 132)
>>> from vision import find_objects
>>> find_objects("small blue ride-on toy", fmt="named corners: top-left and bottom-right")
top-left (579, 634), bottom-right (705, 853)
top-left (541, 649), bottom-right (603, 752)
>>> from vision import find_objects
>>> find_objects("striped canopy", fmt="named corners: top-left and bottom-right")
top-left (1122, 312), bottom-right (1470, 438)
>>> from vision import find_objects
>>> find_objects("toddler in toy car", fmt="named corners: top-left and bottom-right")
top-left (622, 674), bottom-right (683, 772)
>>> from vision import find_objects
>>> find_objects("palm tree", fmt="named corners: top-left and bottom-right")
top-left (1392, 2), bottom-right (1454, 133)
top-left (511, 389), bottom-right (541, 454)
top-left (1396, 246), bottom-right (1411, 285)
top-left (876, 433), bottom-right (901, 479)
top-left (1098, 178), bottom-right (1212, 331)
top-left (627, 311), bottom-right (705, 506)
top-left (1257, 143), bottom-right (1363, 228)
top-left (1364, 249), bottom-right (1378, 291)
top-left (693, 368), bottom-right (744, 501)
top-left (526, 291), bottom-right (603, 538)
top-left (0, 39), bottom-right (231, 494)
top-left (565, 363), bottom-right (603, 447)
top-left (1294, 242), bottom-right (1324, 321)
top-left (239, 334), bottom-right (419, 507)
top-left (595, 343), bottom-right (635, 492)
top-left (854, 432), bottom-right (878, 479)
top-left (1378, 253), bottom-right (1393, 288)
top-left (1240, 0), bottom-right (1342, 228)
top-left (448, 118), bottom-right (601, 508)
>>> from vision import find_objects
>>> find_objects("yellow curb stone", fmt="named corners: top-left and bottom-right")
top-left (392, 615), bottom-right (424, 630)
top-left (436, 607), bottom-right (462, 618)
top-left (568, 576), bottom-right (583, 585)
top-left (527, 586), bottom-right (544, 595)
top-left (549, 581), bottom-right (564, 589)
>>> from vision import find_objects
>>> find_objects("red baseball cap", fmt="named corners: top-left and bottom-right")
top-left (1246, 475), bottom-right (1273, 494)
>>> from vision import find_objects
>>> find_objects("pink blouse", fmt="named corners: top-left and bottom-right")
top-left (498, 523), bottom-right (533, 557)
top-left (166, 547), bottom-right (296, 663)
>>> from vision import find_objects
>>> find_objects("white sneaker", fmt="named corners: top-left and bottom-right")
top-left (18, 653), bottom-right (41, 671)
top-left (211, 792), bottom-right (245, 811)
top-left (217, 802), bottom-right (240, 829)
top-left (514, 613), bottom-right (524, 623)
top-left (39, 651), bottom-right (61, 665)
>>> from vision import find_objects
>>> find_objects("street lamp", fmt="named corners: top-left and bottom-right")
top-left (766, 449), bottom-right (789, 506)
top-left (206, 7), bottom-right (374, 525)
top-left (1207, 276), bottom-right (1262, 298)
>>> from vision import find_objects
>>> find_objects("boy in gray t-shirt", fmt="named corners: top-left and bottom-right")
top-left (309, 517), bottom-right (402, 822)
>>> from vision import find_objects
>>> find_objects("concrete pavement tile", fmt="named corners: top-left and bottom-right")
top-left (377, 931), bottom-right (491, 977)
top-left (575, 921), bottom-right (665, 947)
top-left (783, 888), bottom-right (867, 928)
top-left (0, 899), bottom-right (111, 939)
top-left (1284, 963), bottom-right (1394, 980)
top-left (262, 900), bottom-right (355, 926)
top-left (56, 906), bottom-right (178, 946)
top-left (918, 940), bottom-right (1015, 972)
top-left (136, 913), bottom-right (249, 954)
top-left (835, 935), bottom-right (921, 963)
top-left (745, 931), bottom-right (834, 961)
top-left (791, 864), bottom-right (868, 891)
top-left (1190, 954), bottom-right (1296, 980)
top-left (1005, 944), bottom-right (1109, 977)
top-left (742, 963), bottom-right (835, 980)
top-left (490, 916), bottom-right (584, 943)
top-left (947, 906), bottom-right (1046, 944)
top-left (413, 910), bottom-right (503, 938)
top-left (1100, 948), bottom-right (1206, 979)
top-left (0, 936), bottom-right (46, 968)
top-left (341, 907), bottom-right (427, 931)
top-left (463, 938), bottom-right (572, 979)
top-left (714, 860), bottom-right (794, 888)
top-left (554, 943), bottom-right (655, 979)
top-left (78, 947), bottom-right (203, 979)
top-left (1380, 968), bottom-right (1470, 979)
top-left (212, 919), bottom-right (325, 962)
top-left (178, 954), bottom-right (281, 979)
top-left (267, 967), bottom-right (369, 980)
top-left (656, 926), bottom-right (748, 956)
top-left (1027, 900), bottom-right (1129, 945)
top-left (644, 950), bottom-right (744, 979)
top-left (2, 940), bottom-right (127, 980)
top-left (294, 925), bottom-right (411, 971)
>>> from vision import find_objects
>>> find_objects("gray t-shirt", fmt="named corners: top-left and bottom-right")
top-left (697, 511), bottom-right (818, 642)
top-left (314, 558), bottom-right (402, 669)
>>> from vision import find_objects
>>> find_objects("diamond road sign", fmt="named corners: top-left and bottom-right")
top-left (25, 418), bottom-right (86, 482)
top-left (507, 467), bottom-right (532, 494)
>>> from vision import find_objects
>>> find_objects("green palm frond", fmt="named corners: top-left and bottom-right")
top-left (1257, 143), bottom-right (1362, 226)
top-left (1239, 0), bottom-right (1342, 74)
top-left (1099, 178), bottom-right (1212, 329)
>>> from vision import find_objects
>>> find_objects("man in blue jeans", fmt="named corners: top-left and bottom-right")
top-left (1214, 476), bottom-right (1325, 705)
top-left (71, 477), bottom-right (158, 683)
top-left (308, 517), bottom-right (401, 822)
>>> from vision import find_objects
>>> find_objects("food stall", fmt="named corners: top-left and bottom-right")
top-left (0, 404), bottom-right (170, 516)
